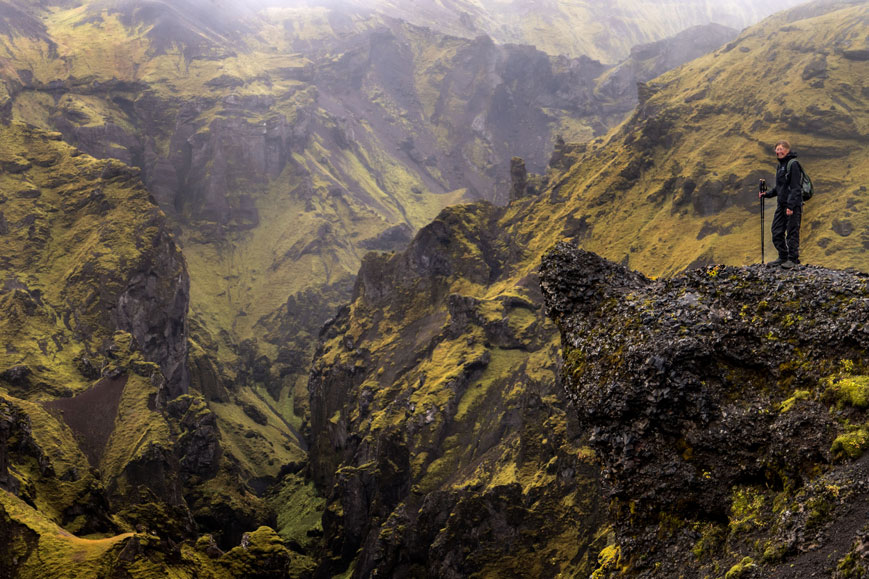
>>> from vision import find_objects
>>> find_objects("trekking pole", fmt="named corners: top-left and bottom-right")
top-left (759, 179), bottom-right (767, 264)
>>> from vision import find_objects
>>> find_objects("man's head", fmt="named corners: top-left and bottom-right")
top-left (775, 140), bottom-right (791, 159)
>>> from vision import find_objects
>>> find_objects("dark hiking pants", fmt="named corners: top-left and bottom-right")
top-left (771, 203), bottom-right (802, 262)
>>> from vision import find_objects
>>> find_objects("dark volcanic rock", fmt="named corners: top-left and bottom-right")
top-left (167, 395), bottom-right (222, 478)
top-left (541, 242), bottom-right (869, 576)
top-left (113, 218), bottom-right (190, 398)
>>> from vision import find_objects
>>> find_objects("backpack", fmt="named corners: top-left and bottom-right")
top-left (785, 158), bottom-right (814, 201)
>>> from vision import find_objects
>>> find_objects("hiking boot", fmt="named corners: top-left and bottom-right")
top-left (767, 258), bottom-right (786, 267)
top-left (781, 260), bottom-right (796, 269)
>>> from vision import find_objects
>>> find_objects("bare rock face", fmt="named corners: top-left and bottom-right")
top-left (114, 231), bottom-right (190, 399)
top-left (541, 242), bottom-right (869, 577)
top-left (509, 156), bottom-right (529, 201)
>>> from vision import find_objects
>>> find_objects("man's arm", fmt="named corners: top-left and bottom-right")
top-left (761, 183), bottom-right (778, 199)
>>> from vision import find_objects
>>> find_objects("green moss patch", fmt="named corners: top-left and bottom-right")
top-left (725, 556), bottom-right (757, 579)
top-left (266, 473), bottom-right (325, 555)
top-left (779, 389), bottom-right (812, 413)
top-left (824, 375), bottom-right (869, 410)
top-left (832, 425), bottom-right (869, 461)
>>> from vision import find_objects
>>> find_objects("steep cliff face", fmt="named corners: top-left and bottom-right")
top-left (0, 122), bottom-right (188, 398)
top-left (308, 202), bottom-right (605, 577)
top-left (0, 124), bottom-right (300, 577)
top-left (541, 242), bottom-right (869, 577)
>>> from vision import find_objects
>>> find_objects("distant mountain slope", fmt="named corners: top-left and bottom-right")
top-left (270, 0), bottom-right (805, 62)
top-left (535, 0), bottom-right (869, 274)
top-left (306, 0), bottom-right (868, 575)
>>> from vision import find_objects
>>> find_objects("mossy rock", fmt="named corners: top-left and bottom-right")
top-left (219, 526), bottom-right (292, 578)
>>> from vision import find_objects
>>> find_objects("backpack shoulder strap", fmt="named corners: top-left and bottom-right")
top-left (785, 158), bottom-right (800, 177)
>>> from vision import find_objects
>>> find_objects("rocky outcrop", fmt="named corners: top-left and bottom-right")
top-left (509, 156), bottom-right (546, 201)
top-left (113, 214), bottom-right (190, 399)
top-left (0, 125), bottom-right (190, 396)
top-left (541, 242), bottom-right (869, 577)
top-left (307, 203), bottom-right (605, 577)
top-left (0, 397), bottom-right (45, 496)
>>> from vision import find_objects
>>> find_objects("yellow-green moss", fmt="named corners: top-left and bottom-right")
top-left (100, 373), bottom-right (173, 486)
top-left (455, 347), bottom-right (525, 421)
top-left (725, 556), bottom-right (757, 579)
top-left (266, 474), bottom-right (325, 555)
top-left (219, 526), bottom-right (291, 577)
top-left (825, 375), bottom-right (869, 409)
top-left (210, 391), bottom-right (306, 481)
top-left (832, 425), bottom-right (869, 461)
top-left (761, 540), bottom-right (788, 563)
top-left (837, 550), bottom-right (867, 578)
top-left (0, 490), bottom-right (136, 578)
top-left (692, 522), bottom-right (725, 560)
top-left (729, 487), bottom-right (765, 535)
top-left (590, 543), bottom-right (621, 579)
top-left (779, 389), bottom-right (811, 413)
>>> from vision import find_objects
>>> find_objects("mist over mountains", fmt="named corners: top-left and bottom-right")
top-left (0, 0), bottom-right (866, 577)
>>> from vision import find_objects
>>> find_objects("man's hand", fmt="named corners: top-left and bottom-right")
top-left (786, 208), bottom-right (793, 216)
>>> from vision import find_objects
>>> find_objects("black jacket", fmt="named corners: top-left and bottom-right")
top-left (764, 151), bottom-right (803, 210)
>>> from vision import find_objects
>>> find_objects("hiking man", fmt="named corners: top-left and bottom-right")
top-left (759, 140), bottom-right (803, 268)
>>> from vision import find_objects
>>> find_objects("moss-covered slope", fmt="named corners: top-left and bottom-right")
top-left (1, 487), bottom-right (299, 579)
top-left (308, 201), bottom-right (606, 577)
top-left (519, 0), bottom-right (869, 275)
top-left (0, 122), bottom-right (187, 398)
top-left (0, 3), bottom-right (605, 440)
top-left (0, 123), bottom-right (305, 577)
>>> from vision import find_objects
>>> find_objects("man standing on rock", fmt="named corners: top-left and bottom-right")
top-left (759, 140), bottom-right (803, 269)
